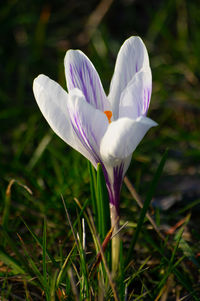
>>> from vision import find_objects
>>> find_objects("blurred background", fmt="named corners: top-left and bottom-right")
top-left (1, 0), bottom-right (200, 252)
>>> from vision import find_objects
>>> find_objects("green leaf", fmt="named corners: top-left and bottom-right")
top-left (20, 217), bottom-right (58, 268)
top-left (144, 231), bottom-right (199, 300)
top-left (43, 218), bottom-right (48, 288)
top-left (96, 163), bottom-right (110, 241)
top-left (88, 161), bottom-right (97, 222)
top-left (0, 247), bottom-right (27, 275)
top-left (56, 243), bottom-right (76, 287)
top-left (1, 227), bottom-right (35, 277)
top-left (127, 149), bottom-right (168, 264)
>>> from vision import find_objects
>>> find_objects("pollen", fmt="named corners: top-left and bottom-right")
top-left (104, 110), bottom-right (112, 124)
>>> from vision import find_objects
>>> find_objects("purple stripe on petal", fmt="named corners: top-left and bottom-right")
top-left (71, 110), bottom-right (124, 211)
top-left (142, 86), bottom-right (152, 116)
top-left (70, 62), bottom-right (101, 110)
top-left (85, 62), bottom-right (98, 109)
top-left (69, 109), bottom-right (101, 167)
top-left (70, 107), bottom-right (124, 211)
top-left (67, 93), bottom-right (124, 211)
top-left (69, 64), bottom-right (76, 89)
top-left (77, 66), bottom-right (89, 105)
top-left (66, 52), bottom-right (109, 111)
top-left (104, 163), bottom-right (124, 213)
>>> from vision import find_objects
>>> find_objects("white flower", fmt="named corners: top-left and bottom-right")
top-left (33, 36), bottom-right (157, 212)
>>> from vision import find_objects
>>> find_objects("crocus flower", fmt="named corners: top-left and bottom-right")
top-left (33, 36), bottom-right (157, 223)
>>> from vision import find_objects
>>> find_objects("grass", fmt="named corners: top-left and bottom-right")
top-left (1, 0), bottom-right (200, 299)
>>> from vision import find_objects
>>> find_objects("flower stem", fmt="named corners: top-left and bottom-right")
top-left (110, 204), bottom-right (120, 276)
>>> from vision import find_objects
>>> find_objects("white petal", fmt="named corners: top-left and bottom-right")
top-left (119, 69), bottom-right (152, 119)
top-left (64, 50), bottom-right (110, 111)
top-left (33, 75), bottom-right (99, 164)
top-left (108, 36), bottom-right (150, 119)
top-left (100, 116), bottom-right (157, 164)
top-left (33, 74), bottom-right (74, 144)
top-left (67, 88), bottom-right (108, 167)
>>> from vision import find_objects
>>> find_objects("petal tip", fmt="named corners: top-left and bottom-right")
top-left (137, 116), bottom-right (158, 127)
top-left (33, 74), bottom-right (48, 87)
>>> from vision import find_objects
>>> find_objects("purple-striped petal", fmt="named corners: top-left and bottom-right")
top-left (65, 50), bottom-right (110, 111)
top-left (118, 69), bottom-right (152, 119)
top-left (106, 162), bottom-right (125, 211)
top-left (33, 75), bottom-right (104, 165)
top-left (100, 115), bottom-right (157, 210)
top-left (108, 36), bottom-right (150, 119)
top-left (67, 88), bottom-right (108, 168)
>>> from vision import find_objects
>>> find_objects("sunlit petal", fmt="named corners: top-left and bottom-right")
top-left (65, 50), bottom-right (110, 111)
top-left (108, 36), bottom-right (150, 118)
top-left (67, 88), bottom-right (108, 167)
top-left (119, 69), bottom-right (152, 119)
top-left (100, 116), bottom-right (157, 164)
top-left (33, 75), bottom-right (98, 164)
top-left (33, 74), bottom-right (74, 145)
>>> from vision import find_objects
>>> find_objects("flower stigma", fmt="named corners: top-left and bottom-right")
top-left (104, 110), bottom-right (112, 124)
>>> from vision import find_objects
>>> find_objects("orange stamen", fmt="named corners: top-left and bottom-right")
top-left (104, 110), bottom-right (112, 123)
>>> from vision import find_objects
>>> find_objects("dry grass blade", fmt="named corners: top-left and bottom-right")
top-left (67, 267), bottom-right (79, 301)
top-left (2, 179), bottom-right (32, 229)
top-left (89, 219), bottom-right (117, 277)
top-left (77, 0), bottom-right (114, 45)
top-left (61, 194), bottom-right (79, 252)
top-left (56, 243), bottom-right (76, 287)
top-left (124, 176), bottom-right (166, 242)
top-left (166, 216), bottom-right (189, 235)
top-left (111, 221), bottom-right (128, 239)
top-left (5, 179), bottom-right (32, 197)
top-left (87, 208), bottom-right (119, 301)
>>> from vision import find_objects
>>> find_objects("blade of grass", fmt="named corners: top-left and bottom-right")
top-left (88, 161), bottom-right (97, 222)
top-left (124, 176), bottom-right (166, 242)
top-left (126, 149), bottom-right (168, 264)
top-left (177, 236), bottom-right (200, 268)
top-left (74, 197), bottom-right (107, 285)
top-left (50, 269), bottom-right (59, 301)
top-left (0, 247), bottom-right (27, 275)
top-left (67, 266), bottom-right (80, 301)
top-left (56, 243), bottom-right (76, 287)
top-left (66, 198), bottom-right (89, 240)
top-left (144, 231), bottom-right (199, 300)
top-left (27, 131), bottom-right (53, 171)
top-left (155, 223), bottom-right (186, 294)
top-left (89, 219), bottom-right (117, 277)
top-left (17, 233), bottom-right (47, 291)
top-left (2, 179), bottom-right (32, 230)
top-left (177, 198), bottom-right (200, 215)
top-left (20, 217), bottom-right (58, 268)
top-left (61, 195), bottom-right (79, 252)
top-left (74, 198), bottom-right (99, 258)
top-left (43, 218), bottom-right (47, 288)
top-left (73, 206), bottom-right (90, 299)
top-left (76, 233), bottom-right (90, 300)
top-left (2, 179), bottom-right (14, 230)
top-left (96, 163), bottom-right (110, 242)
top-left (87, 208), bottom-right (119, 301)
top-left (1, 227), bottom-right (34, 275)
